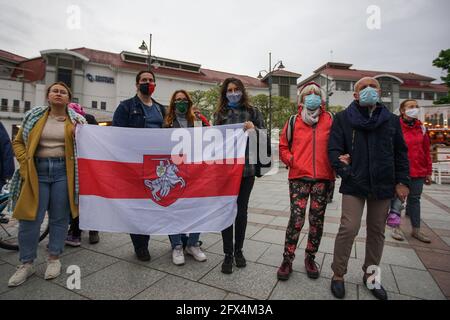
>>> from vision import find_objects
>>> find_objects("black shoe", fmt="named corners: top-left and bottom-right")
top-left (331, 278), bottom-right (346, 299)
top-left (135, 247), bottom-right (151, 261)
top-left (234, 250), bottom-right (246, 268)
top-left (363, 275), bottom-right (388, 300)
top-left (221, 254), bottom-right (233, 274)
top-left (89, 231), bottom-right (100, 244)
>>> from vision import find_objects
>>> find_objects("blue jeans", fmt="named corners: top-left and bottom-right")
top-left (390, 178), bottom-right (424, 228)
top-left (169, 233), bottom-right (200, 249)
top-left (18, 157), bottom-right (71, 263)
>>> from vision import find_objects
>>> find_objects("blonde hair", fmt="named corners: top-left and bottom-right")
top-left (298, 84), bottom-right (323, 105)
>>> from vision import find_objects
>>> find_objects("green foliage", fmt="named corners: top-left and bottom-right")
top-left (327, 105), bottom-right (345, 113)
top-left (432, 49), bottom-right (450, 105)
top-left (250, 94), bottom-right (296, 129)
top-left (188, 85), bottom-right (221, 120)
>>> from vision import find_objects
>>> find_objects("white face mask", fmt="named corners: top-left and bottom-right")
top-left (405, 108), bottom-right (419, 119)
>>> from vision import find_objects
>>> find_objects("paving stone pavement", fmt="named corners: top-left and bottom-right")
top-left (1, 168), bottom-right (449, 300)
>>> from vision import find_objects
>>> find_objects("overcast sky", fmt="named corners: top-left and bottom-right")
top-left (1, 0), bottom-right (449, 83)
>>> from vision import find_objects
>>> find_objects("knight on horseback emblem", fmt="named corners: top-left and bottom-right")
top-left (144, 159), bottom-right (186, 202)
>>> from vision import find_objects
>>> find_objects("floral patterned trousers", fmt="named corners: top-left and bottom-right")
top-left (283, 179), bottom-right (331, 262)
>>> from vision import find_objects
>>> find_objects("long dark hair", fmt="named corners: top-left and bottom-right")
top-left (164, 90), bottom-right (195, 127)
top-left (215, 78), bottom-right (252, 116)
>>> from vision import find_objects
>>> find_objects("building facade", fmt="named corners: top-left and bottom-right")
top-left (297, 62), bottom-right (449, 112)
top-left (0, 47), bottom-right (301, 137)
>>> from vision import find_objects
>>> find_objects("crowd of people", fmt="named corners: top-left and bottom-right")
top-left (1, 69), bottom-right (435, 300)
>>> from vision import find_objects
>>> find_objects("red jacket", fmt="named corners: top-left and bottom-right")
top-left (400, 118), bottom-right (432, 177)
top-left (279, 108), bottom-right (335, 180)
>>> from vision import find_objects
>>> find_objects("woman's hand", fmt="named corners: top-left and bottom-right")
top-left (395, 183), bottom-right (409, 202)
top-left (339, 154), bottom-right (351, 165)
top-left (425, 175), bottom-right (432, 185)
top-left (243, 121), bottom-right (255, 131)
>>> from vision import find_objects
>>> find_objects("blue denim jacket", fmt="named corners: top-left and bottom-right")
top-left (112, 95), bottom-right (166, 128)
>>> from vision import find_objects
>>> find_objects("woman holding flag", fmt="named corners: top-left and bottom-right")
top-left (214, 77), bottom-right (266, 274)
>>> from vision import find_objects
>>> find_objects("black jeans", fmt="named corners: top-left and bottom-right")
top-left (130, 234), bottom-right (150, 251)
top-left (222, 176), bottom-right (255, 255)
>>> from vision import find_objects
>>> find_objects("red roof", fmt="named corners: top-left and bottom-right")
top-left (401, 82), bottom-right (448, 92)
top-left (299, 62), bottom-right (439, 89)
top-left (12, 57), bottom-right (46, 82)
top-left (321, 66), bottom-right (435, 82)
top-left (71, 47), bottom-right (268, 88)
top-left (270, 69), bottom-right (301, 78)
top-left (0, 49), bottom-right (27, 63)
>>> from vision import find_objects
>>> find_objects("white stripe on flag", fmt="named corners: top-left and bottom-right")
top-left (76, 123), bottom-right (247, 163)
top-left (79, 195), bottom-right (237, 235)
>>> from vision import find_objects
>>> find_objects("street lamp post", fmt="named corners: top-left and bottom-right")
top-left (139, 33), bottom-right (159, 71)
top-left (257, 52), bottom-right (285, 141)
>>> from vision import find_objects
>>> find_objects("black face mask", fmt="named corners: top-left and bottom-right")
top-left (139, 83), bottom-right (155, 96)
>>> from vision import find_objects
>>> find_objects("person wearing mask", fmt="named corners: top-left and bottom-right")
top-left (65, 103), bottom-right (100, 246)
top-left (277, 82), bottom-right (335, 280)
top-left (328, 77), bottom-right (410, 300)
top-left (214, 77), bottom-right (266, 274)
top-left (386, 99), bottom-right (432, 243)
top-left (7, 82), bottom-right (86, 286)
top-left (112, 70), bottom-right (165, 261)
top-left (163, 90), bottom-right (208, 265)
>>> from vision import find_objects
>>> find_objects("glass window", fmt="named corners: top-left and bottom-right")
top-left (57, 68), bottom-right (72, 88)
top-left (47, 56), bottom-right (57, 66)
top-left (24, 101), bottom-right (31, 112)
top-left (335, 80), bottom-right (351, 92)
top-left (400, 90), bottom-right (409, 99)
top-left (92, 101), bottom-right (98, 109)
top-left (411, 91), bottom-right (422, 99)
top-left (13, 100), bottom-right (20, 112)
top-left (279, 85), bottom-right (290, 99)
top-left (436, 92), bottom-right (448, 99)
top-left (101, 102), bottom-right (106, 110)
top-left (424, 92), bottom-right (435, 100)
top-left (58, 58), bottom-right (73, 68)
top-left (1, 98), bottom-right (8, 111)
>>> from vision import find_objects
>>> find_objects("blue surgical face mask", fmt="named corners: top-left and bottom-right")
top-left (226, 91), bottom-right (242, 107)
top-left (358, 87), bottom-right (379, 106)
top-left (304, 93), bottom-right (322, 110)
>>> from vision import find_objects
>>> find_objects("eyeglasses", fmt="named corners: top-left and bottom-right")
top-left (50, 89), bottom-right (69, 96)
top-left (174, 99), bottom-right (188, 103)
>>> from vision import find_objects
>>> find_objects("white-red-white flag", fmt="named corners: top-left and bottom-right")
top-left (76, 124), bottom-right (247, 235)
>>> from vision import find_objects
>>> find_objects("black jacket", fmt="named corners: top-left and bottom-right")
top-left (112, 95), bottom-right (165, 128)
top-left (0, 121), bottom-right (15, 187)
top-left (328, 101), bottom-right (410, 200)
top-left (214, 106), bottom-right (270, 177)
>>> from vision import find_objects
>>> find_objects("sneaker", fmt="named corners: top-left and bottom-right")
top-left (391, 227), bottom-right (405, 241)
top-left (277, 259), bottom-right (293, 281)
top-left (412, 228), bottom-right (431, 243)
top-left (172, 245), bottom-right (185, 265)
top-left (234, 250), bottom-right (246, 268)
top-left (8, 264), bottom-right (35, 287)
top-left (386, 210), bottom-right (401, 228)
top-left (88, 231), bottom-right (100, 244)
top-left (221, 254), bottom-right (233, 274)
top-left (44, 259), bottom-right (61, 280)
top-left (305, 254), bottom-right (320, 279)
top-left (65, 234), bottom-right (81, 247)
top-left (185, 245), bottom-right (207, 262)
top-left (135, 247), bottom-right (151, 261)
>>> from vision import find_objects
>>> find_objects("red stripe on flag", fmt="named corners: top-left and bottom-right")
top-left (78, 158), bottom-right (244, 199)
